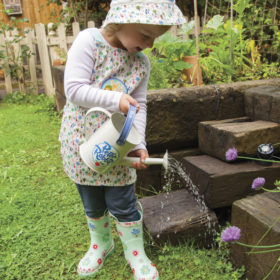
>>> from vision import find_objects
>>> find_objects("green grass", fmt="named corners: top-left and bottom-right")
top-left (0, 98), bottom-right (246, 280)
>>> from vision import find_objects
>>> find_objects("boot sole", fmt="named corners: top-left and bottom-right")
top-left (77, 242), bottom-right (115, 277)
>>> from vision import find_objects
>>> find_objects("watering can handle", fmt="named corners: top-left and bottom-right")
top-left (116, 104), bottom-right (137, 146)
top-left (84, 107), bottom-right (112, 141)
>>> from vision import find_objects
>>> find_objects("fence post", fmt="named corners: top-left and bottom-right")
top-left (11, 29), bottom-right (25, 94)
top-left (88, 21), bottom-right (95, 28)
top-left (25, 28), bottom-right (38, 94)
top-left (35, 23), bottom-right (55, 97)
top-left (57, 23), bottom-right (67, 52)
top-left (72, 22), bottom-right (80, 40)
top-left (0, 33), bottom-right (13, 93)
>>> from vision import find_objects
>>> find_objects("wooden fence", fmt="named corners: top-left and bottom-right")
top-left (0, 0), bottom-right (62, 29)
top-left (0, 21), bottom-right (95, 96)
top-left (0, 17), bottom-right (201, 97)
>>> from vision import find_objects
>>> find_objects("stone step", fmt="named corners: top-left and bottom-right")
top-left (139, 189), bottom-right (219, 246)
top-left (198, 117), bottom-right (280, 161)
top-left (230, 192), bottom-right (280, 280)
top-left (181, 155), bottom-right (280, 208)
top-left (245, 85), bottom-right (280, 123)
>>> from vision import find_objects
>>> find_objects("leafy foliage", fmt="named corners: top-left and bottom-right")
top-left (200, 8), bottom-right (279, 84)
top-left (144, 22), bottom-right (197, 89)
top-left (47, 0), bottom-right (110, 28)
top-left (0, 13), bottom-right (32, 93)
top-left (144, 1), bottom-right (279, 88)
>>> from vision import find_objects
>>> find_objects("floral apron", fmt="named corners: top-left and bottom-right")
top-left (59, 28), bottom-right (148, 186)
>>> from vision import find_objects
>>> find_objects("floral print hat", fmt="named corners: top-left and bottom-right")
top-left (103, 0), bottom-right (186, 27)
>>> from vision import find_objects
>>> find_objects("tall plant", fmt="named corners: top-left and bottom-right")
top-left (199, 0), bottom-right (267, 84)
top-left (0, 11), bottom-right (31, 94)
top-left (143, 21), bottom-right (197, 89)
top-left (47, 0), bottom-right (110, 29)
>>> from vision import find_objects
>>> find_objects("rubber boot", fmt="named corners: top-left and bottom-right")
top-left (114, 203), bottom-right (159, 280)
top-left (77, 212), bottom-right (114, 276)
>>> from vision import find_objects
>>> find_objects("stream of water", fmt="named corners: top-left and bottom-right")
top-left (156, 155), bottom-right (219, 247)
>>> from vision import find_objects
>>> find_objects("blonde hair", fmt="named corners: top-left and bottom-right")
top-left (103, 23), bottom-right (122, 34)
top-left (103, 23), bottom-right (171, 39)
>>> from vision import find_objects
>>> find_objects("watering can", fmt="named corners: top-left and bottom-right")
top-left (80, 105), bottom-right (169, 174)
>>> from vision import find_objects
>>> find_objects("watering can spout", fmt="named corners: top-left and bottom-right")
top-left (123, 150), bottom-right (168, 170)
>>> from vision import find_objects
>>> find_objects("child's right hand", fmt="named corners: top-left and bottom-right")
top-left (119, 94), bottom-right (140, 114)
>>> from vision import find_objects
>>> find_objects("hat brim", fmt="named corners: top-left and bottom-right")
top-left (102, 3), bottom-right (186, 27)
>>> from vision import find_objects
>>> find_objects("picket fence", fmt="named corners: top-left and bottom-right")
top-left (0, 18), bottom-right (200, 97)
top-left (0, 21), bottom-right (95, 97)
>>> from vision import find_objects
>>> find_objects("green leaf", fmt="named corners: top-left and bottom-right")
top-left (274, 180), bottom-right (280, 187)
top-left (155, 31), bottom-right (184, 44)
top-left (179, 20), bottom-right (195, 35)
top-left (234, 0), bottom-right (251, 15)
top-left (173, 61), bottom-right (192, 71)
top-left (205, 15), bottom-right (224, 30)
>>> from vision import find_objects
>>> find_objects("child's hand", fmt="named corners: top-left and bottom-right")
top-left (119, 94), bottom-right (140, 114)
top-left (127, 149), bottom-right (149, 170)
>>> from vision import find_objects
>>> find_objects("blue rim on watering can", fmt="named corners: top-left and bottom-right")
top-left (116, 104), bottom-right (137, 146)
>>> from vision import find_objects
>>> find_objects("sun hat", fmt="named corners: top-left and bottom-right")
top-left (102, 0), bottom-right (186, 27)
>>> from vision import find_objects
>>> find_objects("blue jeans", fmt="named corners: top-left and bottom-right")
top-left (76, 183), bottom-right (140, 222)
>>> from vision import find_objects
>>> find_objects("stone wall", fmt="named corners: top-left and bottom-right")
top-left (52, 66), bottom-right (280, 154)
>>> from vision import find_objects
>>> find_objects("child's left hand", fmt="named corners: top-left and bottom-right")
top-left (127, 149), bottom-right (149, 170)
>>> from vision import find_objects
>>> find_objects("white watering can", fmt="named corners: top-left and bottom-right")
top-left (80, 105), bottom-right (168, 173)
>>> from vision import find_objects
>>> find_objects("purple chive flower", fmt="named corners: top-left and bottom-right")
top-left (225, 148), bottom-right (238, 161)
top-left (252, 177), bottom-right (266, 190)
top-left (221, 226), bottom-right (241, 242)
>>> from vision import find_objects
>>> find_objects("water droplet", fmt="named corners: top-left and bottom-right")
top-left (159, 155), bottom-right (217, 247)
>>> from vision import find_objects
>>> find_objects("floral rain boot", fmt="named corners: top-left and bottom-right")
top-left (77, 212), bottom-right (114, 276)
top-left (114, 204), bottom-right (159, 280)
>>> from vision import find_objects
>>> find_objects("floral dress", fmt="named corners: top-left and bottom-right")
top-left (59, 28), bottom-right (149, 186)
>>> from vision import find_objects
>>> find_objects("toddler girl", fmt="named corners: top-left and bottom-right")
top-left (59, 0), bottom-right (185, 279)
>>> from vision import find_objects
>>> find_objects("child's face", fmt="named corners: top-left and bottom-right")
top-left (116, 24), bottom-right (169, 54)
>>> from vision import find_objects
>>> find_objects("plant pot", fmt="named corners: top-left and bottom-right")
top-left (182, 55), bottom-right (203, 86)
top-left (53, 59), bottom-right (66, 66)
top-left (0, 69), bottom-right (5, 80)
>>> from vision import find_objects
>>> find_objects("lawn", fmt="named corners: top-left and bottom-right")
top-left (0, 97), bottom-right (246, 280)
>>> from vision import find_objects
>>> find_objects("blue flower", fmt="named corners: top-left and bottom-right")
top-left (131, 228), bottom-right (140, 237)
top-left (88, 223), bottom-right (96, 231)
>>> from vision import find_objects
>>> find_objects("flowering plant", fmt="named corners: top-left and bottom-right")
top-left (220, 176), bottom-right (280, 278)
top-left (225, 147), bottom-right (280, 164)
